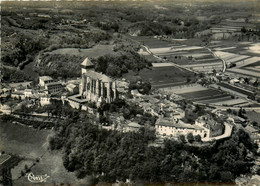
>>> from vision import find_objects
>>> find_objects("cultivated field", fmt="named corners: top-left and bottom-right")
top-left (161, 83), bottom-right (252, 107)
top-left (217, 83), bottom-right (255, 97)
top-left (123, 66), bottom-right (196, 88)
top-left (227, 68), bottom-right (260, 78)
top-left (212, 42), bottom-right (260, 77)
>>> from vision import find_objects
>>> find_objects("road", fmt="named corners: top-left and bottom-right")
top-left (206, 47), bottom-right (227, 73)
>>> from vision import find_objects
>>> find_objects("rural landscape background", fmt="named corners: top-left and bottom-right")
top-left (0, 0), bottom-right (260, 185)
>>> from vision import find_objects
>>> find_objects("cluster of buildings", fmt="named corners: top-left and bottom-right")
top-left (2, 55), bottom-right (259, 144)
top-left (129, 86), bottom-right (229, 141)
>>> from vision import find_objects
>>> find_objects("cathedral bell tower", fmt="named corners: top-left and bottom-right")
top-left (81, 57), bottom-right (95, 75)
top-left (80, 57), bottom-right (95, 96)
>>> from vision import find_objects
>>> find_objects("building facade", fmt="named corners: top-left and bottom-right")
top-left (155, 118), bottom-right (208, 138)
top-left (45, 82), bottom-right (63, 94)
top-left (39, 76), bottom-right (54, 87)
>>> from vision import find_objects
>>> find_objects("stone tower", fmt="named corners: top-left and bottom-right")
top-left (81, 57), bottom-right (94, 75)
top-left (80, 58), bottom-right (95, 95)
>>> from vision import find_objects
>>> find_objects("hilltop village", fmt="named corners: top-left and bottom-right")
top-left (1, 0), bottom-right (260, 185)
top-left (1, 56), bottom-right (250, 143)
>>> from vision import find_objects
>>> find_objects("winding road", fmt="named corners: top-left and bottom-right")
top-left (202, 123), bottom-right (233, 142)
top-left (206, 47), bottom-right (227, 73)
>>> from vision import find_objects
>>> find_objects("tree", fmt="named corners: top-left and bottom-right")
top-left (179, 135), bottom-right (186, 143)
top-left (227, 108), bottom-right (232, 114)
top-left (138, 81), bottom-right (151, 95)
top-left (241, 26), bottom-right (247, 33)
top-left (187, 133), bottom-right (194, 143)
top-left (194, 135), bottom-right (202, 142)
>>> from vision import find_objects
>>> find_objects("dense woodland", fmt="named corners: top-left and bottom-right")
top-left (49, 117), bottom-right (258, 183)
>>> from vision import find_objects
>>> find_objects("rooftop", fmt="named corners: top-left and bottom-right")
top-left (68, 94), bottom-right (88, 103)
top-left (45, 82), bottom-right (62, 86)
top-left (83, 71), bottom-right (113, 82)
top-left (156, 119), bottom-right (204, 130)
top-left (81, 57), bottom-right (94, 67)
top-left (66, 83), bottom-right (77, 89)
top-left (128, 122), bottom-right (142, 128)
top-left (39, 76), bottom-right (53, 81)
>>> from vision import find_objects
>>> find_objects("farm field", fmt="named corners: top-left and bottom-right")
top-left (162, 83), bottom-right (253, 107)
top-left (245, 111), bottom-right (260, 123)
top-left (212, 98), bottom-right (248, 106)
top-left (210, 41), bottom-right (260, 57)
top-left (134, 36), bottom-right (223, 72)
top-left (245, 61), bottom-right (260, 67)
top-left (235, 57), bottom-right (260, 67)
top-left (212, 43), bottom-right (260, 77)
top-left (159, 84), bottom-right (207, 94)
top-left (243, 67), bottom-right (260, 73)
top-left (47, 44), bottom-right (116, 58)
top-left (226, 68), bottom-right (260, 78)
top-left (217, 83), bottom-right (255, 97)
top-left (200, 95), bottom-right (233, 104)
top-left (123, 66), bottom-right (196, 88)
top-left (179, 89), bottom-right (227, 100)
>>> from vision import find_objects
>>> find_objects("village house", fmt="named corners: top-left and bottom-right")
top-left (11, 91), bottom-right (25, 100)
top-left (24, 89), bottom-right (34, 98)
top-left (66, 83), bottom-right (79, 94)
top-left (39, 76), bottom-right (54, 87)
top-left (45, 82), bottom-right (63, 94)
top-left (40, 96), bottom-right (51, 106)
top-left (195, 115), bottom-right (225, 137)
top-left (0, 104), bottom-right (11, 114)
top-left (124, 122), bottom-right (142, 133)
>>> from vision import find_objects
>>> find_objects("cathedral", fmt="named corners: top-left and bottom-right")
top-left (79, 58), bottom-right (118, 106)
